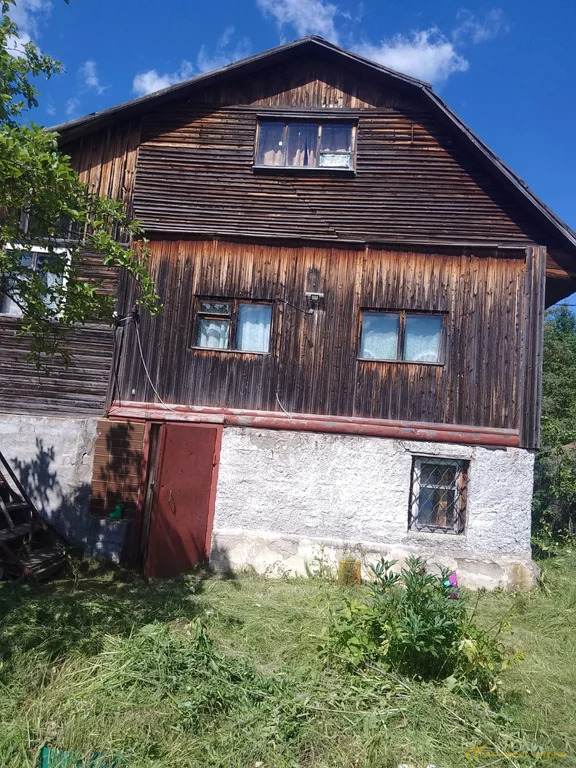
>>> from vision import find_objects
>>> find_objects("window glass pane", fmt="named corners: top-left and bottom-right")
top-left (35, 252), bottom-right (63, 311)
top-left (237, 303), bottom-right (272, 352)
top-left (0, 290), bottom-right (21, 316)
top-left (199, 300), bottom-right (231, 315)
top-left (257, 122), bottom-right (286, 166)
top-left (319, 124), bottom-right (353, 168)
top-left (359, 312), bottom-right (399, 359)
top-left (0, 251), bottom-right (33, 316)
top-left (196, 318), bottom-right (230, 349)
top-left (418, 487), bottom-right (456, 527)
top-left (404, 314), bottom-right (443, 362)
top-left (320, 124), bottom-right (353, 153)
top-left (420, 461), bottom-right (457, 489)
top-left (286, 123), bottom-right (318, 167)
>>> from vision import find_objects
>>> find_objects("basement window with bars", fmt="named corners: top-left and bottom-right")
top-left (408, 457), bottom-right (468, 534)
top-left (359, 310), bottom-right (444, 363)
top-left (193, 298), bottom-right (273, 353)
top-left (255, 119), bottom-right (356, 170)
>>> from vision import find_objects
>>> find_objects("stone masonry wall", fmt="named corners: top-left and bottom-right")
top-left (212, 427), bottom-right (537, 589)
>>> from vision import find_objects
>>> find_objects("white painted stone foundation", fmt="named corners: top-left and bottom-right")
top-left (211, 427), bottom-right (538, 589)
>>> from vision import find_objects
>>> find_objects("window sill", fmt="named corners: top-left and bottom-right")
top-left (190, 346), bottom-right (271, 356)
top-left (408, 526), bottom-right (464, 537)
top-left (253, 165), bottom-right (355, 178)
top-left (357, 357), bottom-right (444, 367)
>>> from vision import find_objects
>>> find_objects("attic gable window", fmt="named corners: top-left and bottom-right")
top-left (255, 120), bottom-right (355, 170)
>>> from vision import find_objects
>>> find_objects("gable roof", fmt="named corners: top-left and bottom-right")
top-left (51, 35), bottom-right (576, 258)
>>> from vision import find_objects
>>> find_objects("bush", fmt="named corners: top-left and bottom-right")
top-left (322, 556), bottom-right (521, 697)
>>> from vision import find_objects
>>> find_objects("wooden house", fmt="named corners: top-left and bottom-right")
top-left (2, 37), bottom-right (576, 586)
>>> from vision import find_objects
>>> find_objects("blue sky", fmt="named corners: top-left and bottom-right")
top-left (10, 0), bottom-right (576, 303)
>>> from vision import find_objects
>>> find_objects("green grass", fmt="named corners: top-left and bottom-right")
top-left (0, 553), bottom-right (575, 768)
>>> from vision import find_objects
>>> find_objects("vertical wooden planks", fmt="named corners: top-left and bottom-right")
top-left (114, 239), bottom-right (528, 437)
top-left (519, 246), bottom-right (546, 448)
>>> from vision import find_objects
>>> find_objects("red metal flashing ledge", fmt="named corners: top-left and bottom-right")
top-left (108, 402), bottom-right (521, 448)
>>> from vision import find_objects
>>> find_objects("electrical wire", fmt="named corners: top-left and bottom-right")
top-left (275, 390), bottom-right (293, 419)
top-left (112, 324), bottom-right (123, 407)
top-left (134, 319), bottom-right (181, 414)
top-left (282, 298), bottom-right (313, 315)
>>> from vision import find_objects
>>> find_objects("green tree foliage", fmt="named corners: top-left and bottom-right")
top-left (0, 0), bottom-right (159, 365)
top-left (533, 304), bottom-right (576, 537)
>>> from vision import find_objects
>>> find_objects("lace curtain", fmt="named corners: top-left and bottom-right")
top-left (237, 304), bottom-right (272, 352)
top-left (404, 315), bottom-right (442, 362)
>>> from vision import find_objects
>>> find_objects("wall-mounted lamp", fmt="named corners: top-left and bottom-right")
top-left (305, 291), bottom-right (325, 311)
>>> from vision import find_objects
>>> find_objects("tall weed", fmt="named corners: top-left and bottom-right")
top-left (322, 556), bottom-right (522, 697)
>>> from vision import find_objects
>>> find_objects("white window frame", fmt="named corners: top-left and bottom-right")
top-left (0, 245), bottom-right (70, 318)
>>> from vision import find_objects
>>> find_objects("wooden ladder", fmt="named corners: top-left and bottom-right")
top-left (0, 450), bottom-right (67, 581)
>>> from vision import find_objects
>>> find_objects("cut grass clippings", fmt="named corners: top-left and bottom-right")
top-left (0, 552), bottom-right (575, 767)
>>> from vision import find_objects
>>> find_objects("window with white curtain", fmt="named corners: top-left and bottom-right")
top-left (359, 310), bottom-right (444, 363)
top-left (256, 120), bottom-right (355, 170)
top-left (194, 298), bottom-right (272, 353)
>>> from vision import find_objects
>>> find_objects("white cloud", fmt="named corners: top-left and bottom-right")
top-left (453, 9), bottom-right (509, 45)
top-left (256, 0), bottom-right (340, 43)
top-left (132, 27), bottom-right (252, 97)
top-left (79, 60), bottom-right (106, 95)
top-left (358, 28), bottom-right (469, 84)
top-left (65, 97), bottom-right (80, 118)
top-left (8, 0), bottom-right (51, 41)
top-left (132, 60), bottom-right (194, 97)
top-left (196, 26), bottom-right (251, 73)
top-left (6, 0), bottom-right (51, 53)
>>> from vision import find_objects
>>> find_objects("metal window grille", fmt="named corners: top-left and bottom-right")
top-left (408, 457), bottom-right (468, 534)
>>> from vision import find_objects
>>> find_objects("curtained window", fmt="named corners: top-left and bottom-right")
top-left (404, 315), bottom-right (443, 362)
top-left (194, 298), bottom-right (272, 353)
top-left (237, 304), bottom-right (272, 352)
top-left (359, 312), bottom-right (399, 359)
top-left (359, 310), bottom-right (444, 363)
top-left (256, 120), bottom-right (355, 170)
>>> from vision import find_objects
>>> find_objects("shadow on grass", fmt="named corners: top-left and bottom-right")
top-left (0, 559), bottom-right (238, 666)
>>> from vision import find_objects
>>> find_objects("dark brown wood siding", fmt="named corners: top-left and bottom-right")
top-left (0, 251), bottom-right (118, 416)
top-left (62, 119), bottom-right (141, 217)
top-left (115, 238), bottom-right (540, 446)
top-left (132, 56), bottom-right (549, 249)
top-left (0, 122), bottom-right (138, 417)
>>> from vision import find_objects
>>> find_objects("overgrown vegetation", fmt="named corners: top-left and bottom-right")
top-left (533, 305), bottom-right (576, 544)
top-left (322, 557), bottom-right (520, 698)
top-left (1, 554), bottom-right (575, 767)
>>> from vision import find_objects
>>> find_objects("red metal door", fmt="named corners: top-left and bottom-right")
top-left (145, 423), bottom-right (221, 578)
